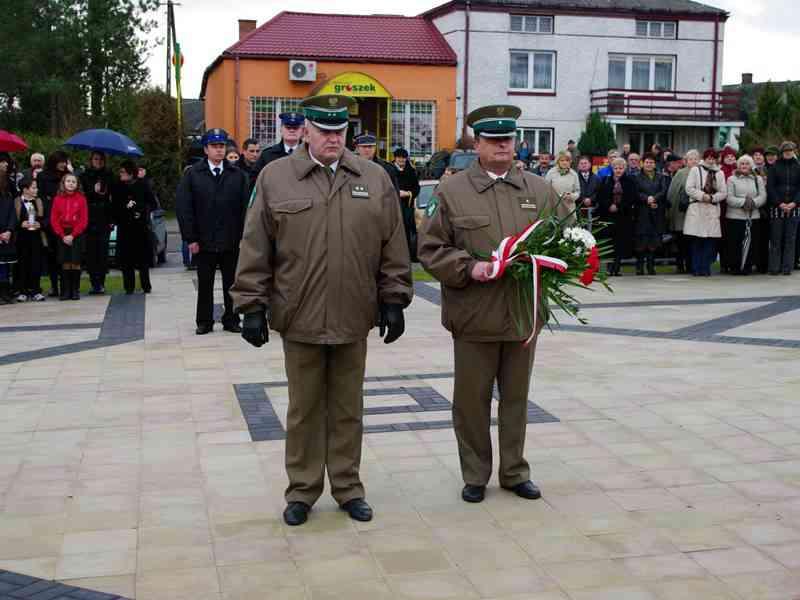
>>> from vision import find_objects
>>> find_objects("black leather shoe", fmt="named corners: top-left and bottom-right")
top-left (341, 498), bottom-right (373, 522)
top-left (461, 484), bottom-right (486, 503)
top-left (195, 324), bottom-right (213, 335)
top-left (223, 323), bottom-right (242, 333)
top-left (504, 480), bottom-right (542, 500)
top-left (283, 502), bottom-right (310, 526)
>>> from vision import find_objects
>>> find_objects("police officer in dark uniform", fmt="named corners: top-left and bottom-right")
top-left (354, 133), bottom-right (400, 193)
top-left (176, 128), bottom-right (250, 335)
top-left (254, 112), bottom-right (305, 173)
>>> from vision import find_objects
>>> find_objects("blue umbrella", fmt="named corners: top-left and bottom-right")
top-left (64, 128), bottom-right (144, 157)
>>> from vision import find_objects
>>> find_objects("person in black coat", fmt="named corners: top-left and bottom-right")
top-left (36, 151), bottom-right (69, 297)
top-left (392, 148), bottom-right (419, 261)
top-left (254, 112), bottom-right (305, 174)
top-left (766, 142), bottom-right (800, 275)
top-left (634, 153), bottom-right (671, 275)
top-left (80, 152), bottom-right (114, 294)
top-left (237, 138), bottom-right (261, 194)
top-left (0, 171), bottom-right (17, 304)
top-left (596, 157), bottom-right (638, 276)
top-left (113, 161), bottom-right (156, 294)
top-left (176, 128), bottom-right (250, 335)
top-left (576, 155), bottom-right (599, 226)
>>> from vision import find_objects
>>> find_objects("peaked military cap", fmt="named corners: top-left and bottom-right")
top-left (354, 133), bottom-right (377, 146)
top-left (765, 145), bottom-right (780, 156)
top-left (467, 104), bottom-right (522, 138)
top-left (279, 112), bottom-right (305, 127)
top-left (201, 128), bottom-right (229, 146)
top-left (299, 94), bottom-right (355, 131)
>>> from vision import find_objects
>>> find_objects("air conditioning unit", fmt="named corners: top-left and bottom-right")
top-left (289, 60), bottom-right (317, 82)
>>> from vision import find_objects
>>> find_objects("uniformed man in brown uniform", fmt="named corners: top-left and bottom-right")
top-left (230, 94), bottom-right (413, 526)
top-left (418, 105), bottom-right (568, 504)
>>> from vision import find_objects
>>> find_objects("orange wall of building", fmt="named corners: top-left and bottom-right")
top-left (203, 58), bottom-right (457, 151)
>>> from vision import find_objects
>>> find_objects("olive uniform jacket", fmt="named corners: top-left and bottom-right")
top-left (418, 160), bottom-right (569, 342)
top-left (230, 146), bottom-right (413, 345)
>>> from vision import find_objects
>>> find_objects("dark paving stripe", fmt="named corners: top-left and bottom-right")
top-left (0, 323), bottom-right (102, 333)
top-left (0, 570), bottom-right (130, 600)
top-left (414, 282), bottom-right (800, 348)
top-left (0, 295), bottom-right (145, 366)
top-left (237, 373), bottom-right (558, 441)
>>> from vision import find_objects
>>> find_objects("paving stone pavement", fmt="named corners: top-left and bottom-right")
top-left (1, 267), bottom-right (800, 600)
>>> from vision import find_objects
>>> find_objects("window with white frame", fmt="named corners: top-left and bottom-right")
top-left (250, 97), bottom-right (302, 146)
top-left (509, 50), bottom-right (556, 92)
top-left (516, 127), bottom-right (553, 156)
top-left (635, 20), bottom-right (677, 39)
top-left (391, 100), bottom-right (436, 160)
top-left (608, 55), bottom-right (675, 91)
top-left (510, 14), bottom-right (553, 33)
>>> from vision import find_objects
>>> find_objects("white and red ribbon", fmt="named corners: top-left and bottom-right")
top-left (486, 220), bottom-right (567, 346)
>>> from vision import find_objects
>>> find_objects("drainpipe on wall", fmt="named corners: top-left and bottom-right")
top-left (710, 13), bottom-right (720, 147)
top-left (234, 56), bottom-right (241, 142)
top-left (461, 0), bottom-right (471, 142)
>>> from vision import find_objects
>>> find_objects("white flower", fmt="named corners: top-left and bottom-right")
top-left (562, 227), bottom-right (596, 251)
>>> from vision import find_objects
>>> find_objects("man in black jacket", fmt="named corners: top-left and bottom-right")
top-left (237, 138), bottom-right (261, 193)
top-left (177, 128), bottom-right (250, 334)
top-left (254, 112), bottom-right (305, 174)
top-left (766, 141), bottom-right (800, 275)
top-left (354, 133), bottom-right (399, 192)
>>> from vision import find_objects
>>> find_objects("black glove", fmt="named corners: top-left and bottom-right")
top-left (378, 304), bottom-right (405, 344)
top-left (242, 310), bottom-right (268, 347)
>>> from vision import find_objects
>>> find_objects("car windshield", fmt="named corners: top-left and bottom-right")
top-left (449, 153), bottom-right (477, 171)
top-left (416, 184), bottom-right (436, 209)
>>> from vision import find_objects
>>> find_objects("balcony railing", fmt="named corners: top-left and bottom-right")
top-left (590, 89), bottom-right (742, 122)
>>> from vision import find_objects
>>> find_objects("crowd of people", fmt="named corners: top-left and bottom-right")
top-left (0, 150), bottom-right (158, 304)
top-left (516, 141), bottom-right (800, 277)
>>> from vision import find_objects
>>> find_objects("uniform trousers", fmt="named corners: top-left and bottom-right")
top-left (453, 338), bottom-right (536, 488)
top-left (283, 339), bottom-right (367, 506)
top-left (195, 250), bottom-right (238, 328)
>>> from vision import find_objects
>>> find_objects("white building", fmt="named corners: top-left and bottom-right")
top-left (425, 0), bottom-right (745, 156)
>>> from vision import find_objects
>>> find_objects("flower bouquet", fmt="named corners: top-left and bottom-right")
top-left (485, 210), bottom-right (612, 344)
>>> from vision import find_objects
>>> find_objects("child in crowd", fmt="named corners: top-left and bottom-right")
top-left (50, 173), bottom-right (88, 300)
top-left (0, 170), bottom-right (17, 304)
top-left (14, 176), bottom-right (46, 302)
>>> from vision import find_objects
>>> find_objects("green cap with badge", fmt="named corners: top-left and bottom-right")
top-left (299, 94), bottom-right (355, 131)
top-left (467, 104), bottom-right (522, 138)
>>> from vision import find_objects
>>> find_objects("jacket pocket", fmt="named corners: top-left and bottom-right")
top-left (451, 215), bottom-right (491, 254)
top-left (273, 198), bottom-right (313, 214)
top-left (451, 215), bottom-right (490, 229)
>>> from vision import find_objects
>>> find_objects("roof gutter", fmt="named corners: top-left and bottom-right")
top-left (461, 0), bottom-right (471, 141)
top-left (234, 56), bottom-right (241, 142)
top-left (710, 12), bottom-right (719, 144)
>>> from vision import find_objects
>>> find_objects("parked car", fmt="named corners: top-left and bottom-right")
top-left (108, 205), bottom-right (168, 267)
top-left (447, 150), bottom-right (477, 173)
top-left (414, 180), bottom-right (439, 231)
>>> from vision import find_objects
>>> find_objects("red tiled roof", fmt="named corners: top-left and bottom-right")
top-left (224, 11), bottom-right (457, 65)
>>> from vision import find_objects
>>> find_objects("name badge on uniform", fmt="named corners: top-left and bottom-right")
top-left (351, 184), bottom-right (370, 198)
top-left (519, 198), bottom-right (537, 210)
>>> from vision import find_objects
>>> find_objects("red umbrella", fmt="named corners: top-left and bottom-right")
top-left (0, 130), bottom-right (28, 153)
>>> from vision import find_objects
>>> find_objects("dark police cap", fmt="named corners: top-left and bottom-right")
top-left (279, 112), bottom-right (305, 127)
top-left (299, 94), bottom-right (355, 131)
top-left (466, 104), bottom-right (521, 138)
top-left (354, 133), bottom-right (377, 146)
top-left (201, 128), bottom-right (229, 146)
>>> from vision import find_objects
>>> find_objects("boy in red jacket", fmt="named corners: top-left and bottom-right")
top-left (50, 173), bottom-right (88, 300)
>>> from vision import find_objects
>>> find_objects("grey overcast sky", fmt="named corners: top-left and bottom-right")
top-left (146, 0), bottom-right (797, 99)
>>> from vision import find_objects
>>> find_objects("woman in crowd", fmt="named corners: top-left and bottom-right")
top-left (685, 149), bottom-right (727, 276)
top-left (113, 160), bottom-right (156, 294)
top-left (750, 147), bottom-right (771, 273)
top-left (226, 149), bottom-right (240, 166)
top-left (766, 141), bottom-right (800, 276)
top-left (596, 157), bottom-right (637, 275)
top-left (0, 168), bottom-right (17, 304)
top-left (719, 147), bottom-right (737, 180)
top-left (634, 153), bottom-right (670, 275)
top-left (725, 155), bottom-right (767, 275)
top-left (517, 140), bottom-right (530, 165)
top-left (50, 173), bottom-right (88, 300)
top-left (80, 152), bottom-right (114, 295)
top-left (37, 151), bottom-right (70, 297)
top-left (667, 150), bottom-right (699, 274)
top-left (392, 148), bottom-right (420, 261)
top-left (14, 177), bottom-right (46, 302)
top-left (545, 151), bottom-right (580, 215)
